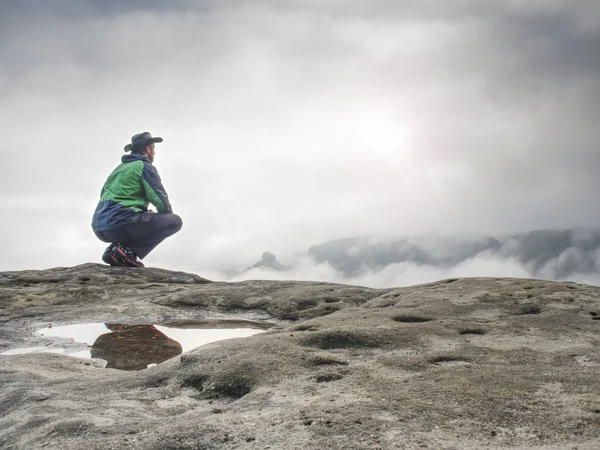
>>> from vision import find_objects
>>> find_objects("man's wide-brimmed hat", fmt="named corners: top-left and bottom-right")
top-left (124, 132), bottom-right (163, 152)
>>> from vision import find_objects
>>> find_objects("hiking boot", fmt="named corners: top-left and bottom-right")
top-left (112, 243), bottom-right (145, 268)
top-left (102, 244), bottom-right (124, 267)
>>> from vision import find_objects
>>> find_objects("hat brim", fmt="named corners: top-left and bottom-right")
top-left (124, 137), bottom-right (163, 152)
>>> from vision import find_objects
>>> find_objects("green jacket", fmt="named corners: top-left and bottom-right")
top-left (92, 153), bottom-right (172, 231)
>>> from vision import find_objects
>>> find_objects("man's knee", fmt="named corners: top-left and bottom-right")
top-left (168, 214), bottom-right (183, 233)
top-left (173, 214), bottom-right (183, 232)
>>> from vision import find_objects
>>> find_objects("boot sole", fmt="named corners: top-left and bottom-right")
top-left (114, 247), bottom-right (144, 267)
top-left (102, 251), bottom-right (125, 267)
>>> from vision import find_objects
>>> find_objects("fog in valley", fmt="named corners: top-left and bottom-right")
top-left (1, 1), bottom-right (598, 287)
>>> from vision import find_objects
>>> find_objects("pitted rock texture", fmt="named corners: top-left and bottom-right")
top-left (1, 264), bottom-right (600, 449)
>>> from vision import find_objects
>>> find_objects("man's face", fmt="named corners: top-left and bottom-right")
top-left (146, 143), bottom-right (156, 163)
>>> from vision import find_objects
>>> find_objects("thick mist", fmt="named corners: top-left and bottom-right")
top-left (1, 1), bottom-right (598, 279)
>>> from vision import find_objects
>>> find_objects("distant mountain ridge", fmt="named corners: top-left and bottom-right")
top-left (241, 251), bottom-right (289, 274)
top-left (308, 228), bottom-right (600, 280)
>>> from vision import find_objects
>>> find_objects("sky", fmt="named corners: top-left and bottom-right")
top-left (1, 0), bottom-right (599, 285)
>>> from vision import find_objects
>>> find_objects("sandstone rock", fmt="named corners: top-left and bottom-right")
top-left (1, 264), bottom-right (600, 449)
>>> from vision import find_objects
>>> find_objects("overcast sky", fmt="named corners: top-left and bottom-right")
top-left (1, 0), bottom-right (599, 279)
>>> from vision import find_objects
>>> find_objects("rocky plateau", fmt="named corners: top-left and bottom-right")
top-left (1, 263), bottom-right (600, 449)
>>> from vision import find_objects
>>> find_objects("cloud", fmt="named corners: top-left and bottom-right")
top-left (229, 242), bottom-right (600, 289)
top-left (226, 251), bottom-right (565, 289)
top-left (0, 1), bottom-right (598, 274)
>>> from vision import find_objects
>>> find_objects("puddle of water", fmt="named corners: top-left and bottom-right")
top-left (154, 325), bottom-right (263, 352)
top-left (1, 347), bottom-right (66, 356)
top-left (1, 322), bottom-right (265, 371)
top-left (39, 323), bottom-right (112, 346)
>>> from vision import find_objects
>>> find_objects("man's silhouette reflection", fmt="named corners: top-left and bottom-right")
top-left (91, 324), bottom-right (182, 370)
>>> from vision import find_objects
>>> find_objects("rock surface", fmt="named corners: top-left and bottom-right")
top-left (1, 264), bottom-right (600, 449)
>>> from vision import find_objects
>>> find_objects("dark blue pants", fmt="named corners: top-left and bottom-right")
top-left (94, 213), bottom-right (182, 259)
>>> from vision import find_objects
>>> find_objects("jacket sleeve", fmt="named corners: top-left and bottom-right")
top-left (141, 162), bottom-right (173, 214)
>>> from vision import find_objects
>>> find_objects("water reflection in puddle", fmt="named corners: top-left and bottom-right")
top-left (88, 325), bottom-right (184, 371)
top-left (2, 322), bottom-right (265, 371)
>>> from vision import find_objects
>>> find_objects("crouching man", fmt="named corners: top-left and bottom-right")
top-left (92, 132), bottom-right (182, 267)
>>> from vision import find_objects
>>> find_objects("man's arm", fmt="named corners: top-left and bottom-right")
top-left (141, 163), bottom-right (173, 214)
